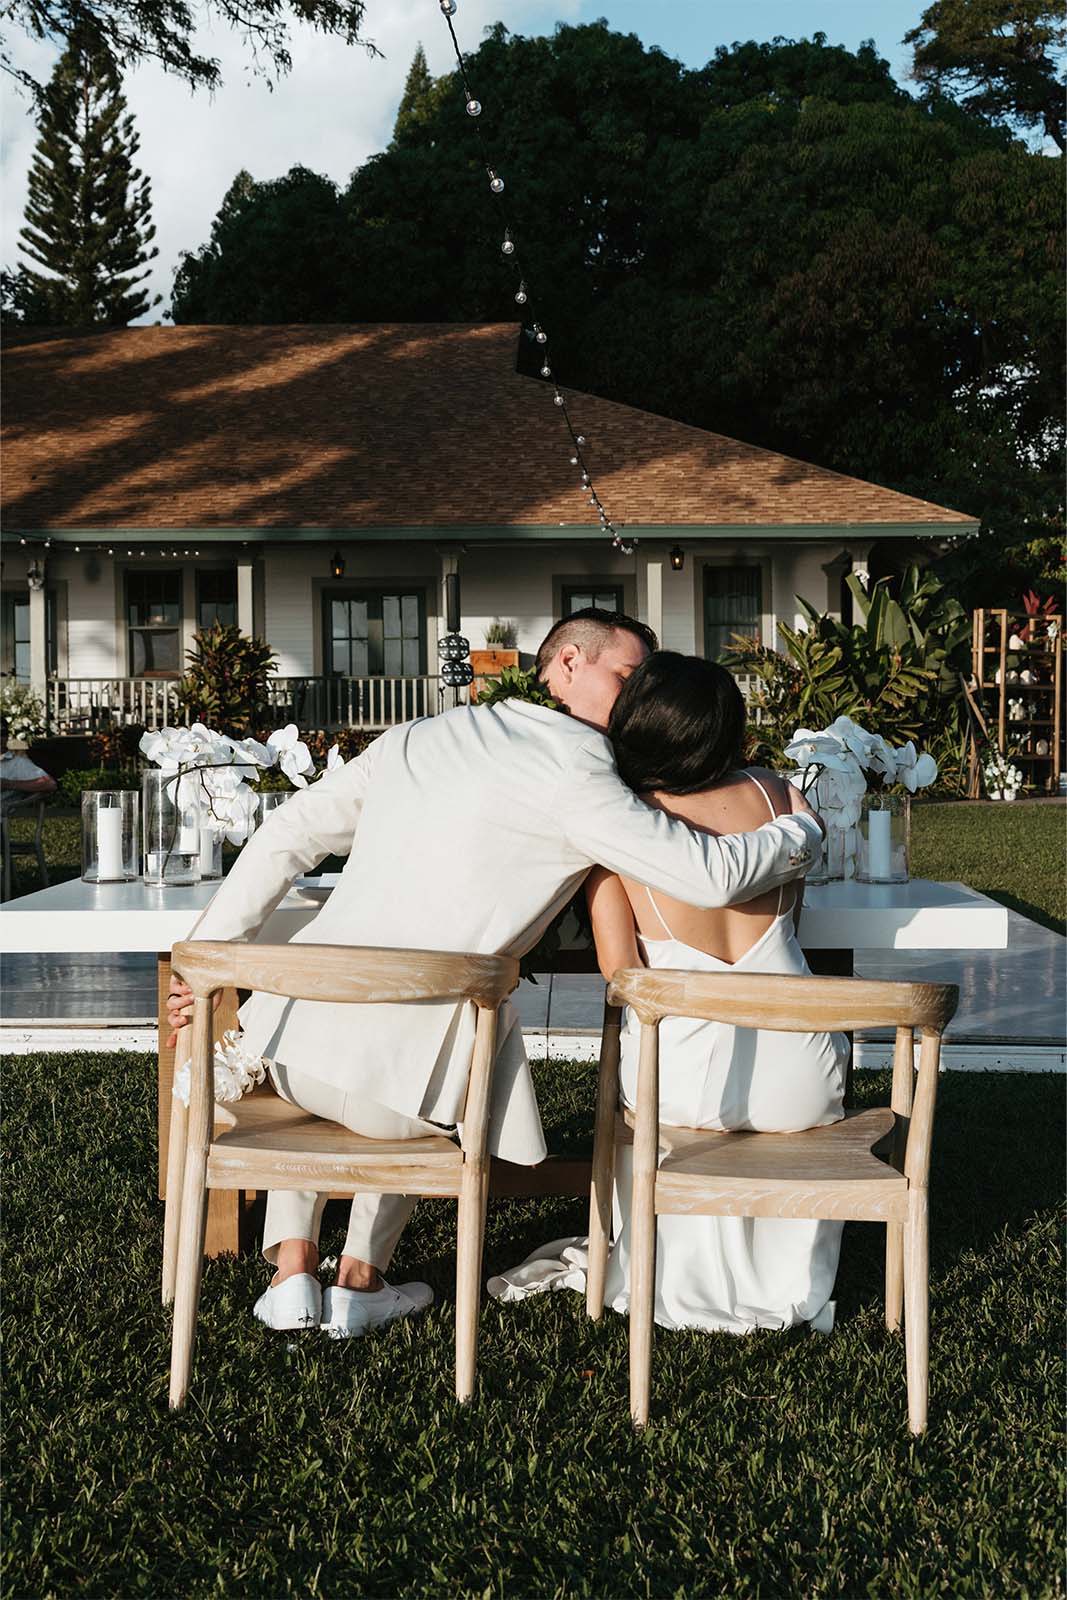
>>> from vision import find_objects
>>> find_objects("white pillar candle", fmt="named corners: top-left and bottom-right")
top-left (178, 821), bottom-right (200, 855)
top-left (867, 807), bottom-right (893, 879)
top-left (199, 827), bottom-right (218, 875)
top-left (97, 807), bottom-right (124, 879)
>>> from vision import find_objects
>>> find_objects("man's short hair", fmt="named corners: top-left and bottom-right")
top-left (535, 608), bottom-right (659, 680)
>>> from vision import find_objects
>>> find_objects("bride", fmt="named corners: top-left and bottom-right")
top-left (491, 652), bottom-right (848, 1333)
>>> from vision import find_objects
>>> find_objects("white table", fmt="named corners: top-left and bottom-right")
top-left (0, 875), bottom-right (1009, 1250)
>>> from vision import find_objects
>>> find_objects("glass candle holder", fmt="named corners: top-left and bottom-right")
top-left (255, 791), bottom-right (290, 830)
top-left (142, 769), bottom-right (202, 886)
top-left (857, 793), bottom-right (910, 883)
top-left (81, 790), bottom-right (139, 882)
top-left (197, 827), bottom-right (224, 880)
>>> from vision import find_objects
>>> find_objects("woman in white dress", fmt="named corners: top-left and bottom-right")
top-left (584, 652), bottom-right (849, 1334)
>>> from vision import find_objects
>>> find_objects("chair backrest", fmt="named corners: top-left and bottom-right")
top-left (606, 970), bottom-right (959, 1192)
top-left (171, 940), bottom-right (519, 1011)
top-left (607, 969), bottom-right (957, 1035)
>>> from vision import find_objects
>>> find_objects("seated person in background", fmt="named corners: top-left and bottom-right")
top-left (584, 652), bottom-right (849, 1334)
top-left (0, 717), bottom-right (56, 816)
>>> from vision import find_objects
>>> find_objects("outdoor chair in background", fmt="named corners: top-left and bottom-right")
top-left (586, 972), bottom-right (959, 1433)
top-left (0, 798), bottom-right (50, 900)
top-left (163, 939), bottom-right (519, 1411)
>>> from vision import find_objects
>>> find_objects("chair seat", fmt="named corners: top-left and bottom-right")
top-left (619, 1106), bottom-right (907, 1222)
top-left (206, 1085), bottom-right (464, 1197)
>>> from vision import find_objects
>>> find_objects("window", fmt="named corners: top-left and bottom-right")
top-left (703, 567), bottom-right (761, 662)
top-left (1, 591), bottom-right (57, 680)
top-left (325, 589), bottom-right (425, 678)
top-left (561, 582), bottom-right (624, 617)
top-left (196, 568), bottom-right (237, 630)
top-left (127, 571), bottom-right (181, 675)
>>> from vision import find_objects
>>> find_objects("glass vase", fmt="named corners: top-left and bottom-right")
top-left (142, 769), bottom-right (202, 886)
top-left (857, 793), bottom-right (910, 883)
top-left (254, 791), bottom-right (289, 831)
top-left (197, 828), bottom-right (224, 880)
top-left (806, 823), bottom-right (854, 884)
top-left (81, 790), bottom-right (139, 882)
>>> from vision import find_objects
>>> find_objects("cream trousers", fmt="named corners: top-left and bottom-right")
top-left (262, 1060), bottom-right (444, 1270)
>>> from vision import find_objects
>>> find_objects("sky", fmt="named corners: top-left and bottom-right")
top-left (1, 0), bottom-right (934, 318)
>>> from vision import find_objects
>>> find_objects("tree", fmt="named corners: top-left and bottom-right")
top-left (171, 167), bottom-right (347, 323)
top-left (16, 28), bottom-right (159, 324)
top-left (4, 0), bottom-right (375, 99)
top-left (393, 44), bottom-right (439, 146)
top-left (905, 0), bottom-right (1066, 151)
top-left (168, 25), bottom-right (1064, 601)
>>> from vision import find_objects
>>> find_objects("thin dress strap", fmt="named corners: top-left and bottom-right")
top-left (743, 771), bottom-right (785, 916)
top-left (643, 884), bottom-right (677, 941)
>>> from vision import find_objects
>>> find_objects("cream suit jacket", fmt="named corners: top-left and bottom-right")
top-left (190, 699), bottom-right (820, 1164)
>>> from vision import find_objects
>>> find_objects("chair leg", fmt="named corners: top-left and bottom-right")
top-left (455, 1160), bottom-right (488, 1405)
top-left (587, 1126), bottom-right (616, 1323)
top-left (903, 1191), bottom-right (929, 1435)
top-left (885, 1221), bottom-right (904, 1333)
top-left (628, 1179), bottom-right (656, 1429)
top-left (168, 1146), bottom-right (210, 1411)
top-left (161, 1095), bottom-right (189, 1305)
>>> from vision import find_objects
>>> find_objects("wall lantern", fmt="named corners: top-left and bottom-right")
top-left (669, 544), bottom-right (685, 572)
top-left (330, 550), bottom-right (346, 580)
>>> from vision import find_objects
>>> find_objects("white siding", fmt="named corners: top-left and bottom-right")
top-left (57, 551), bottom-right (120, 676)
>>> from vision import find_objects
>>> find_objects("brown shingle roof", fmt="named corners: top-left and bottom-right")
top-left (1, 324), bottom-right (976, 532)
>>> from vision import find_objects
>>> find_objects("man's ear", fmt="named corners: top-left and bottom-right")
top-left (555, 643), bottom-right (582, 682)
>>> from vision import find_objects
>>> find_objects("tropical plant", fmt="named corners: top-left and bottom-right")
top-left (0, 682), bottom-right (46, 743)
top-left (58, 766), bottom-right (139, 805)
top-left (727, 565), bottom-right (971, 768)
top-left (174, 624), bottom-right (277, 739)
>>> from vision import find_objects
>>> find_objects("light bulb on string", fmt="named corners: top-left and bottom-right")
top-left (487, 170), bottom-right (504, 194)
top-left (465, 98), bottom-right (481, 116)
top-left (541, 363), bottom-right (552, 378)
top-left (576, 435), bottom-right (586, 446)
top-left (439, 0), bottom-right (457, 13)
top-left (514, 282), bottom-right (528, 305)
top-left (554, 394), bottom-right (565, 407)
top-left (501, 230), bottom-right (515, 256)
top-left (534, 324), bottom-right (547, 344)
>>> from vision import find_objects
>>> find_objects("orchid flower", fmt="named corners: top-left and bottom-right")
top-left (266, 724), bottom-right (315, 789)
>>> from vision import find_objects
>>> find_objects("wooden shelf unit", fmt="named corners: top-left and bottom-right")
top-left (972, 608), bottom-right (1064, 793)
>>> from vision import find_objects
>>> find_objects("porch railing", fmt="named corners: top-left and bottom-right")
top-left (46, 675), bottom-right (459, 734)
top-left (47, 670), bottom-right (762, 734)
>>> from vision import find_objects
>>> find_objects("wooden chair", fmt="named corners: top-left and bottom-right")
top-left (586, 971), bottom-right (958, 1433)
top-left (163, 939), bottom-right (518, 1412)
top-left (1, 798), bottom-right (50, 900)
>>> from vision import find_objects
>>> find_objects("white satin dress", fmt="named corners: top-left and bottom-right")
top-left (489, 773), bottom-right (849, 1335)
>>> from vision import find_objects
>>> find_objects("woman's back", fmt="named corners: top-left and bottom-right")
top-left (619, 769), bottom-right (798, 966)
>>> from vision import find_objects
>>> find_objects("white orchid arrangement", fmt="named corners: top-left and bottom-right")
top-left (783, 715), bottom-right (938, 830)
top-left (982, 750), bottom-right (1023, 801)
top-left (139, 722), bottom-right (340, 845)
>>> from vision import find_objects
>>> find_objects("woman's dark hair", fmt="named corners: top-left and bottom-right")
top-left (608, 651), bottom-right (747, 795)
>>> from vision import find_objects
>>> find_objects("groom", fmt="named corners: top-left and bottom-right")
top-left (170, 609), bottom-right (822, 1336)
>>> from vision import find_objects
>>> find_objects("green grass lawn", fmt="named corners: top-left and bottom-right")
top-left (4, 1051), bottom-right (1063, 1598)
top-left (8, 800), bottom-right (1064, 933)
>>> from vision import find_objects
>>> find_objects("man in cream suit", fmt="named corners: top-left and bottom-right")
top-left (172, 610), bottom-right (822, 1337)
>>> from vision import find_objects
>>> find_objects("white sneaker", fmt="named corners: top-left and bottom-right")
top-left (253, 1273), bottom-right (322, 1331)
top-left (321, 1281), bottom-right (434, 1340)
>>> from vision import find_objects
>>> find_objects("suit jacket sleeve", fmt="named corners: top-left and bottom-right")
top-left (558, 736), bottom-right (821, 908)
top-left (189, 737), bottom-right (380, 944)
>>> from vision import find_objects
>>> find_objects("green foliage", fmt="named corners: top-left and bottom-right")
top-left (905, 0), bottom-right (1066, 151)
top-left (174, 622), bottom-right (277, 739)
top-left (392, 43), bottom-right (442, 146)
top-left (483, 619), bottom-right (518, 648)
top-left (57, 766), bottom-right (139, 805)
top-left (168, 26), bottom-right (1064, 596)
top-left (15, 28), bottom-right (159, 325)
top-left (475, 665), bottom-right (557, 710)
top-left (728, 564), bottom-right (972, 766)
top-left (3, 1045), bottom-right (1063, 1595)
top-left (3, 0), bottom-right (374, 98)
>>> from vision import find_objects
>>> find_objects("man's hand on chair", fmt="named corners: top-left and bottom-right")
top-left (166, 975), bottom-right (221, 1048)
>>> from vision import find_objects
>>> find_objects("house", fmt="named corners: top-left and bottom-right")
top-left (1, 323), bottom-right (978, 731)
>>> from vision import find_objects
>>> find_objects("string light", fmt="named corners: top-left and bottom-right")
top-left (438, 1), bottom-right (636, 557)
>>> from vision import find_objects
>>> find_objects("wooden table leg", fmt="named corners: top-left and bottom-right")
top-left (157, 952), bottom-right (254, 1257)
top-left (806, 947), bottom-right (855, 1106)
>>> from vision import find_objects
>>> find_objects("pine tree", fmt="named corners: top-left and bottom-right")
top-left (17, 28), bottom-right (160, 324)
top-left (392, 44), bottom-right (436, 145)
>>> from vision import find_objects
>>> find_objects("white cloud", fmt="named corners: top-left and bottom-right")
top-left (1, 0), bottom-right (580, 318)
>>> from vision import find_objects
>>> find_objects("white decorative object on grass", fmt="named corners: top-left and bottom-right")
top-left (982, 751), bottom-right (1023, 801)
